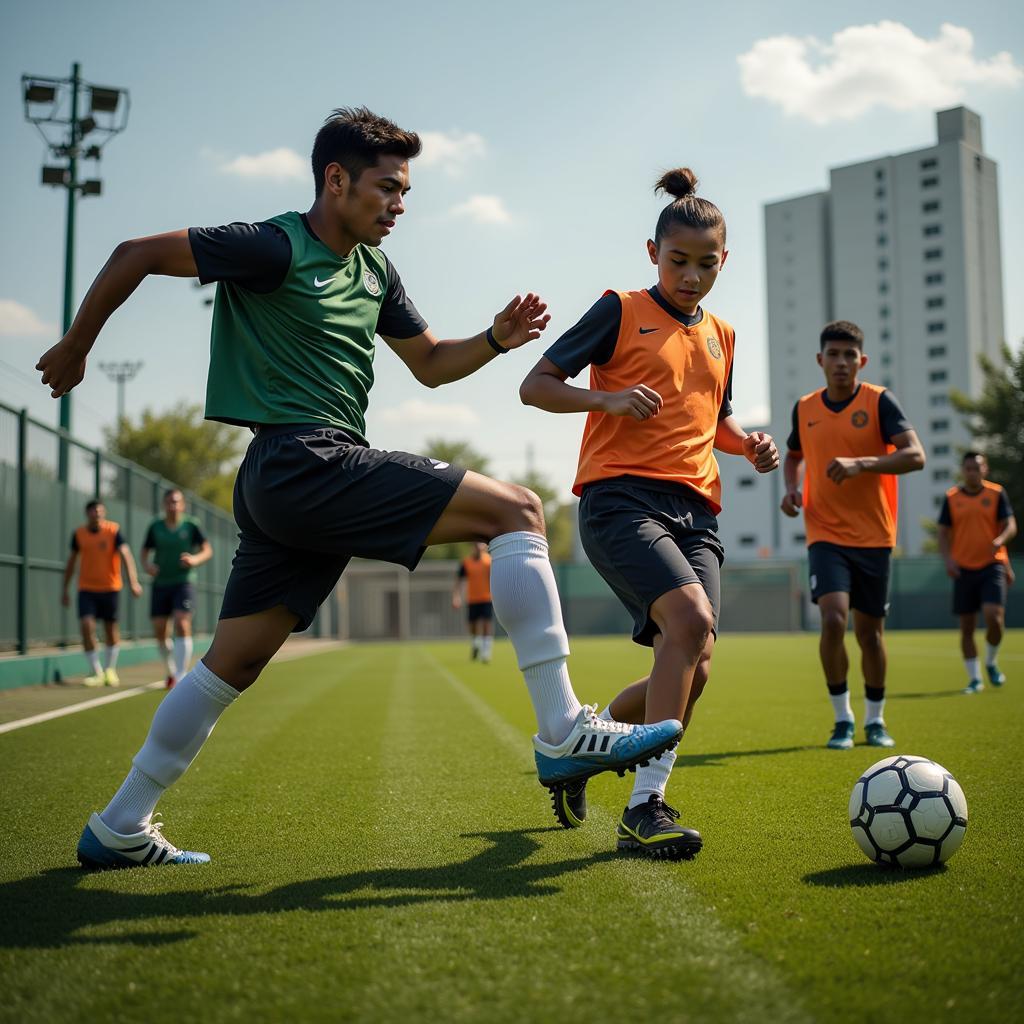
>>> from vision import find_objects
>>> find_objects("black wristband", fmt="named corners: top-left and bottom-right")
top-left (486, 326), bottom-right (509, 354)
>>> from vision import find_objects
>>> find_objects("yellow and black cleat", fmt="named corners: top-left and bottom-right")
top-left (616, 795), bottom-right (702, 860)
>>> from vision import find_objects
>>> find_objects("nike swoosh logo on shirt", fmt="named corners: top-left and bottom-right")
top-left (639, 327), bottom-right (659, 335)
top-left (314, 275), bottom-right (335, 288)
top-left (807, 421), bottom-right (819, 427)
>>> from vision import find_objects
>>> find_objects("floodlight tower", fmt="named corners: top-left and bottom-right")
top-left (99, 360), bottom-right (144, 426)
top-left (21, 63), bottom-right (130, 447)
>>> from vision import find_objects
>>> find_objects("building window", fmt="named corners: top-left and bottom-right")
top-left (881, 353), bottom-right (892, 366)
top-left (922, 200), bottom-right (940, 213)
top-left (793, 533), bottom-right (806, 544)
top-left (924, 248), bottom-right (942, 261)
top-left (877, 233), bottom-right (888, 246)
top-left (923, 224), bottom-right (942, 237)
top-left (930, 370), bottom-right (947, 383)
top-left (920, 157), bottom-right (938, 170)
top-left (878, 281), bottom-right (889, 294)
top-left (934, 444), bottom-right (950, 456)
top-left (882, 377), bottom-right (892, 388)
top-left (879, 306), bottom-right (890, 320)
top-left (927, 321), bottom-right (946, 334)
top-left (930, 394), bottom-right (949, 407)
top-left (932, 419), bottom-right (949, 431)
top-left (878, 258), bottom-right (889, 271)
top-left (928, 345), bottom-right (947, 358)
top-left (875, 168), bottom-right (885, 181)
top-left (875, 187), bottom-right (886, 199)
top-left (975, 155), bottom-right (982, 172)
top-left (739, 535), bottom-right (757, 547)
top-left (933, 495), bottom-right (944, 508)
top-left (881, 329), bottom-right (891, 342)
top-left (926, 296), bottom-right (945, 309)
top-left (738, 478), bottom-right (755, 489)
top-left (921, 176), bottom-right (939, 188)
top-left (877, 210), bottom-right (888, 223)
top-left (925, 272), bottom-right (944, 285)
top-left (933, 469), bottom-right (951, 482)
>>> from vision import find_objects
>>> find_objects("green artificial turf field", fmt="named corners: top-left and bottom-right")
top-left (1, 631), bottom-right (1022, 1023)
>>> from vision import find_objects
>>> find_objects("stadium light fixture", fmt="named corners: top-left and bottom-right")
top-left (20, 62), bottom-right (130, 451)
top-left (42, 165), bottom-right (68, 186)
top-left (25, 82), bottom-right (57, 104)
top-left (89, 86), bottom-right (121, 113)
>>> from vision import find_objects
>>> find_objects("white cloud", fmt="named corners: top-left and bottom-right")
top-left (449, 195), bottom-right (513, 226)
top-left (418, 130), bottom-right (486, 176)
top-left (0, 299), bottom-right (55, 337)
top-left (738, 22), bottom-right (1023, 124)
top-left (378, 399), bottom-right (480, 428)
top-left (219, 147), bottom-right (307, 182)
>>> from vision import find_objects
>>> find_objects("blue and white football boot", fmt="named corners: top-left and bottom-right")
top-left (985, 663), bottom-right (1006, 688)
top-left (534, 706), bottom-right (682, 819)
top-left (77, 813), bottom-right (210, 870)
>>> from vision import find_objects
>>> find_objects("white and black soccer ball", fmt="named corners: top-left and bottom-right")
top-left (848, 755), bottom-right (968, 868)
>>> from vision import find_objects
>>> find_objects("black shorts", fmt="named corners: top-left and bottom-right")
top-left (808, 541), bottom-right (891, 618)
top-left (953, 563), bottom-right (1007, 615)
top-left (578, 478), bottom-right (723, 647)
top-left (151, 582), bottom-right (196, 618)
top-left (221, 424), bottom-right (466, 632)
top-left (467, 601), bottom-right (493, 623)
top-left (78, 590), bottom-right (119, 622)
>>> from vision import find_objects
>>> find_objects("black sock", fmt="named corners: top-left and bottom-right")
top-left (864, 685), bottom-right (885, 702)
top-left (827, 681), bottom-right (849, 696)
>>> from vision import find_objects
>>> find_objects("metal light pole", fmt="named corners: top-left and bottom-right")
top-left (99, 361), bottom-right (145, 426)
top-left (22, 63), bottom-right (130, 449)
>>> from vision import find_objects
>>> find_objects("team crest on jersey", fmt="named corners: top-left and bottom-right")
top-left (363, 269), bottom-right (381, 296)
top-left (982, 497), bottom-right (991, 507)
top-left (706, 336), bottom-right (722, 359)
top-left (851, 410), bottom-right (869, 429)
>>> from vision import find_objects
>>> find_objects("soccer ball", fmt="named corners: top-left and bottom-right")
top-left (848, 755), bottom-right (968, 868)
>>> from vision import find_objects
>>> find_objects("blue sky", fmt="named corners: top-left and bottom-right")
top-left (2, 0), bottom-right (1022, 497)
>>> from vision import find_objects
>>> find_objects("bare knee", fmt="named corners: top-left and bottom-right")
top-left (820, 608), bottom-right (847, 641)
top-left (657, 596), bottom-right (714, 656)
top-left (491, 484), bottom-right (545, 538)
top-left (854, 622), bottom-right (884, 653)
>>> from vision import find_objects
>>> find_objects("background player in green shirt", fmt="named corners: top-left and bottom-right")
top-left (141, 488), bottom-right (213, 689)
top-left (37, 107), bottom-right (682, 870)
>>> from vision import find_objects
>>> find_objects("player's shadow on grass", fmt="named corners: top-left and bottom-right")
top-left (803, 863), bottom-right (947, 888)
top-left (885, 690), bottom-right (966, 701)
top-left (0, 828), bottom-right (617, 950)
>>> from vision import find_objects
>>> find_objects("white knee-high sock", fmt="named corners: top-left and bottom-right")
top-left (173, 635), bottom-right (193, 677)
top-left (986, 642), bottom-right (1000, 667)
top-left (104, 644), bottom-right (120, 670)
top-left (86, 649), bottom-right (101, 676)
top-left (630, 749), bottom-right (677, 808)
top-left (160, 639), bottom-right (175, 676)
top-left (101, 660), bottom-right (238, 834)
top-left (488, 531), bottom-right (582, 744)
top-left (481, 635), bottom-right (493, 660)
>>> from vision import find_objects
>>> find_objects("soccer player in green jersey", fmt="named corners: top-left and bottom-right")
top-left (37, 107), bottom-right (683, 869)
top-left (141, 488), bottom-right (213, 688)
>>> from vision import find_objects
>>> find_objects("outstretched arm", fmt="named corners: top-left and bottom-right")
top-left (383, 294), bottom-right (550, 389)
top-left (36, 231), bottom-right (198, 397)
top-left (520, 357), bottom-right (663, 419)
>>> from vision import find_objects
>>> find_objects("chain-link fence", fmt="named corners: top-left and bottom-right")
top-left (0, 402), bottom-right (339, 653)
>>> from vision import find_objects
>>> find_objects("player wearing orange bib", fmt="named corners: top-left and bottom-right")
top-left (452, 542), bottom-right (494, 662)
top-left (62, 500), bottom-right (144, 686)
top-left (522, 168), bottom-right (779, 858)
top-left (781, 321), bottom-right (925, 750)
top-left (937, 451), bottom-right (1017, 692)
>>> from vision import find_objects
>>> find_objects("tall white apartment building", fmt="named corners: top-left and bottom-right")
top-left (764, 107), bottom-right (1005, 557)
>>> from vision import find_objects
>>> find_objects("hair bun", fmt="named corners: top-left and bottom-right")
top-left (655, 167), bottom-right (698, 200)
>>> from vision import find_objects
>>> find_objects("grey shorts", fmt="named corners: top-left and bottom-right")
top-left (221, 424), bottom-right (465, 632)
top-left (578, 478), bottom-right (723, 647)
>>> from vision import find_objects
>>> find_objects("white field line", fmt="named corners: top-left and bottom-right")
top-left (0, 641), bottom-right (349, 737)
top-left (417, 647), bottom-right (813, 1024)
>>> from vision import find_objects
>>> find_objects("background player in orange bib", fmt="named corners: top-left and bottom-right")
top-left (781, 321), bottom-right (925, 750)
top-left (62, 500), bottom-right (144, 686)
top-left (521, 168), bottom-right (778, 859)
top-left (452, 542), bottom-right (494, 663)
top-left (937, 451), bottom-right (1016, 693)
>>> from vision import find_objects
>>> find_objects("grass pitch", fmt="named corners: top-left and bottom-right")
top-left (1, 631), bottom-right (1022, 1023)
